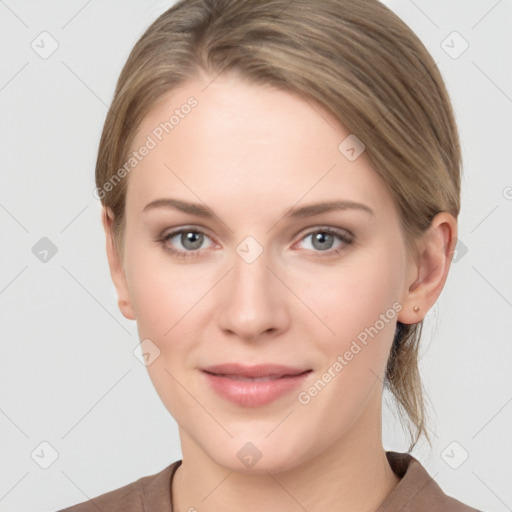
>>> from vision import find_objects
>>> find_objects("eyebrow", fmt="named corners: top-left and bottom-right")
top-left (142, 198), bottom-right (374, 218)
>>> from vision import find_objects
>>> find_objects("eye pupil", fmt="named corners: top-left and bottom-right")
top-left (182, 231), bottom-right (203, 250)
top-left (312, 232), bottom-right (334, 250)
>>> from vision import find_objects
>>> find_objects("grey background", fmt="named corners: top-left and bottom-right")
top-left (0, 1), bottom-right (511, 511)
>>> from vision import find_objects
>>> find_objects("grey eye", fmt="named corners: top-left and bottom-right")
top-left (177, 231), bottom-right (205, 251)
top-left (310, 232), bottom-right (336, 251)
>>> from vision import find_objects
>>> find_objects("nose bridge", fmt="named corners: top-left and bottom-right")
top-left (233, 240), bottom-right (270, 294)
top-left (216, 237), bottom-right (288, 340)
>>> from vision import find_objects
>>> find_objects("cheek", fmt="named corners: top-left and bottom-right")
top-left (293, 243), bottom-right (406, 416)
top-left (292, 249), bottom-right (404, 435)
top-left (297, 243), bottom-right (404, 345)
top-left (123, 239), bottom-right (229, 410)
top-left (124, 235), bottom-right (210, 338)
top-left (124, 244), bottom-right (210, 416)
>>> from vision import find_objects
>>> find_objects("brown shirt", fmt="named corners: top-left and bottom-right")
top-left (58, 451), bottom-right (481, 511)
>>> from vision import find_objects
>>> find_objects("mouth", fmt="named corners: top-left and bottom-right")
top-left (201, 364), bottom-right (312, 407)
top-left (201, 363), bottom-right (311, 379)
top-left (204, 374), bottom-right (307, 381)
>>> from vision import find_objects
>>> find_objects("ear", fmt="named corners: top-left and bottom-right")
top-left (397, 212), bottom-right (458, 324)
top-left (101, 207), bottom-right (136, 321)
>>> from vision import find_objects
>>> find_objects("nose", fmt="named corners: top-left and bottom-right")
top-left (215, 244), bottom-right (290, 342)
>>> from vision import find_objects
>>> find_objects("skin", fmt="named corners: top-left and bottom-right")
top-left (103, 72), bottom-right (457, 512)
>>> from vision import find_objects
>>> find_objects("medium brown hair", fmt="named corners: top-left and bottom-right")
top-left (95, 0), bottom-right (461, 449)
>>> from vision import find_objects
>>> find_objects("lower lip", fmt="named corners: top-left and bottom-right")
top-left (202, 371), bottom-right (311, 407)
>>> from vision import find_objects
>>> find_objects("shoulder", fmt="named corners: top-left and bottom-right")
top-left (56, 460), bottom-right (182, 512)
top-left (380, 452), bottom-right (481, 512)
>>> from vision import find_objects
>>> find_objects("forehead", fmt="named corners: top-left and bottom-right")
top-left (125, 74), bottom-right (394, 219)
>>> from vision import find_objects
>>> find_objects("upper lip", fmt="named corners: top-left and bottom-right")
top-left (202, 363), bottom-right (311, 378)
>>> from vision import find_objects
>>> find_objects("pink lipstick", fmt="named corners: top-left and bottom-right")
top-left (201, 363), bottom-right (312, 407)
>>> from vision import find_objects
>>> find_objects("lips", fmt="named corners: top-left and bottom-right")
top-left (201, 363), bottom-right (310, 379)
top-left (201, 363), bottom-right (312, 407)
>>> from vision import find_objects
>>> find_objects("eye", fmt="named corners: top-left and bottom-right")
top-left (295, 228), bottom-right (354, 255)
top-left (157, 226), bottom-right (353, 259)
top-left (158, 227), bottom-right (215, 258)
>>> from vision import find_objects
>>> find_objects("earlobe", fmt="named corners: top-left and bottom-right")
top-left (101, 207), bottom-right (136, 321)
top-left (397, 212), bottom-right (457, 325)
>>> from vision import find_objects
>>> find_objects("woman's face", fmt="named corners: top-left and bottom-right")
top-left (112, 73), bottom-right (418, 472)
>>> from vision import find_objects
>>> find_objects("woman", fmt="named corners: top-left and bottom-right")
top-left (60, 0), bottom-right (480, 510)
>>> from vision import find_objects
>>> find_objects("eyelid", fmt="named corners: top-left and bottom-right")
top-left (160, 225), bottom-right (213, 241)
top-left (296, 225), bottom-right (354, 240)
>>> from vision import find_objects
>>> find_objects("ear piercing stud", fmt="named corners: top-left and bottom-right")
top-left (413, 306), bottom-right (420, 312)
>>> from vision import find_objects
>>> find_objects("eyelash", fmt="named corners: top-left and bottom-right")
top-left (156, 226), bottom-right (354, 260)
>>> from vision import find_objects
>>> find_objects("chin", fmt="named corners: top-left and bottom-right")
top-left (201, 434), bottom-right (309, 475)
